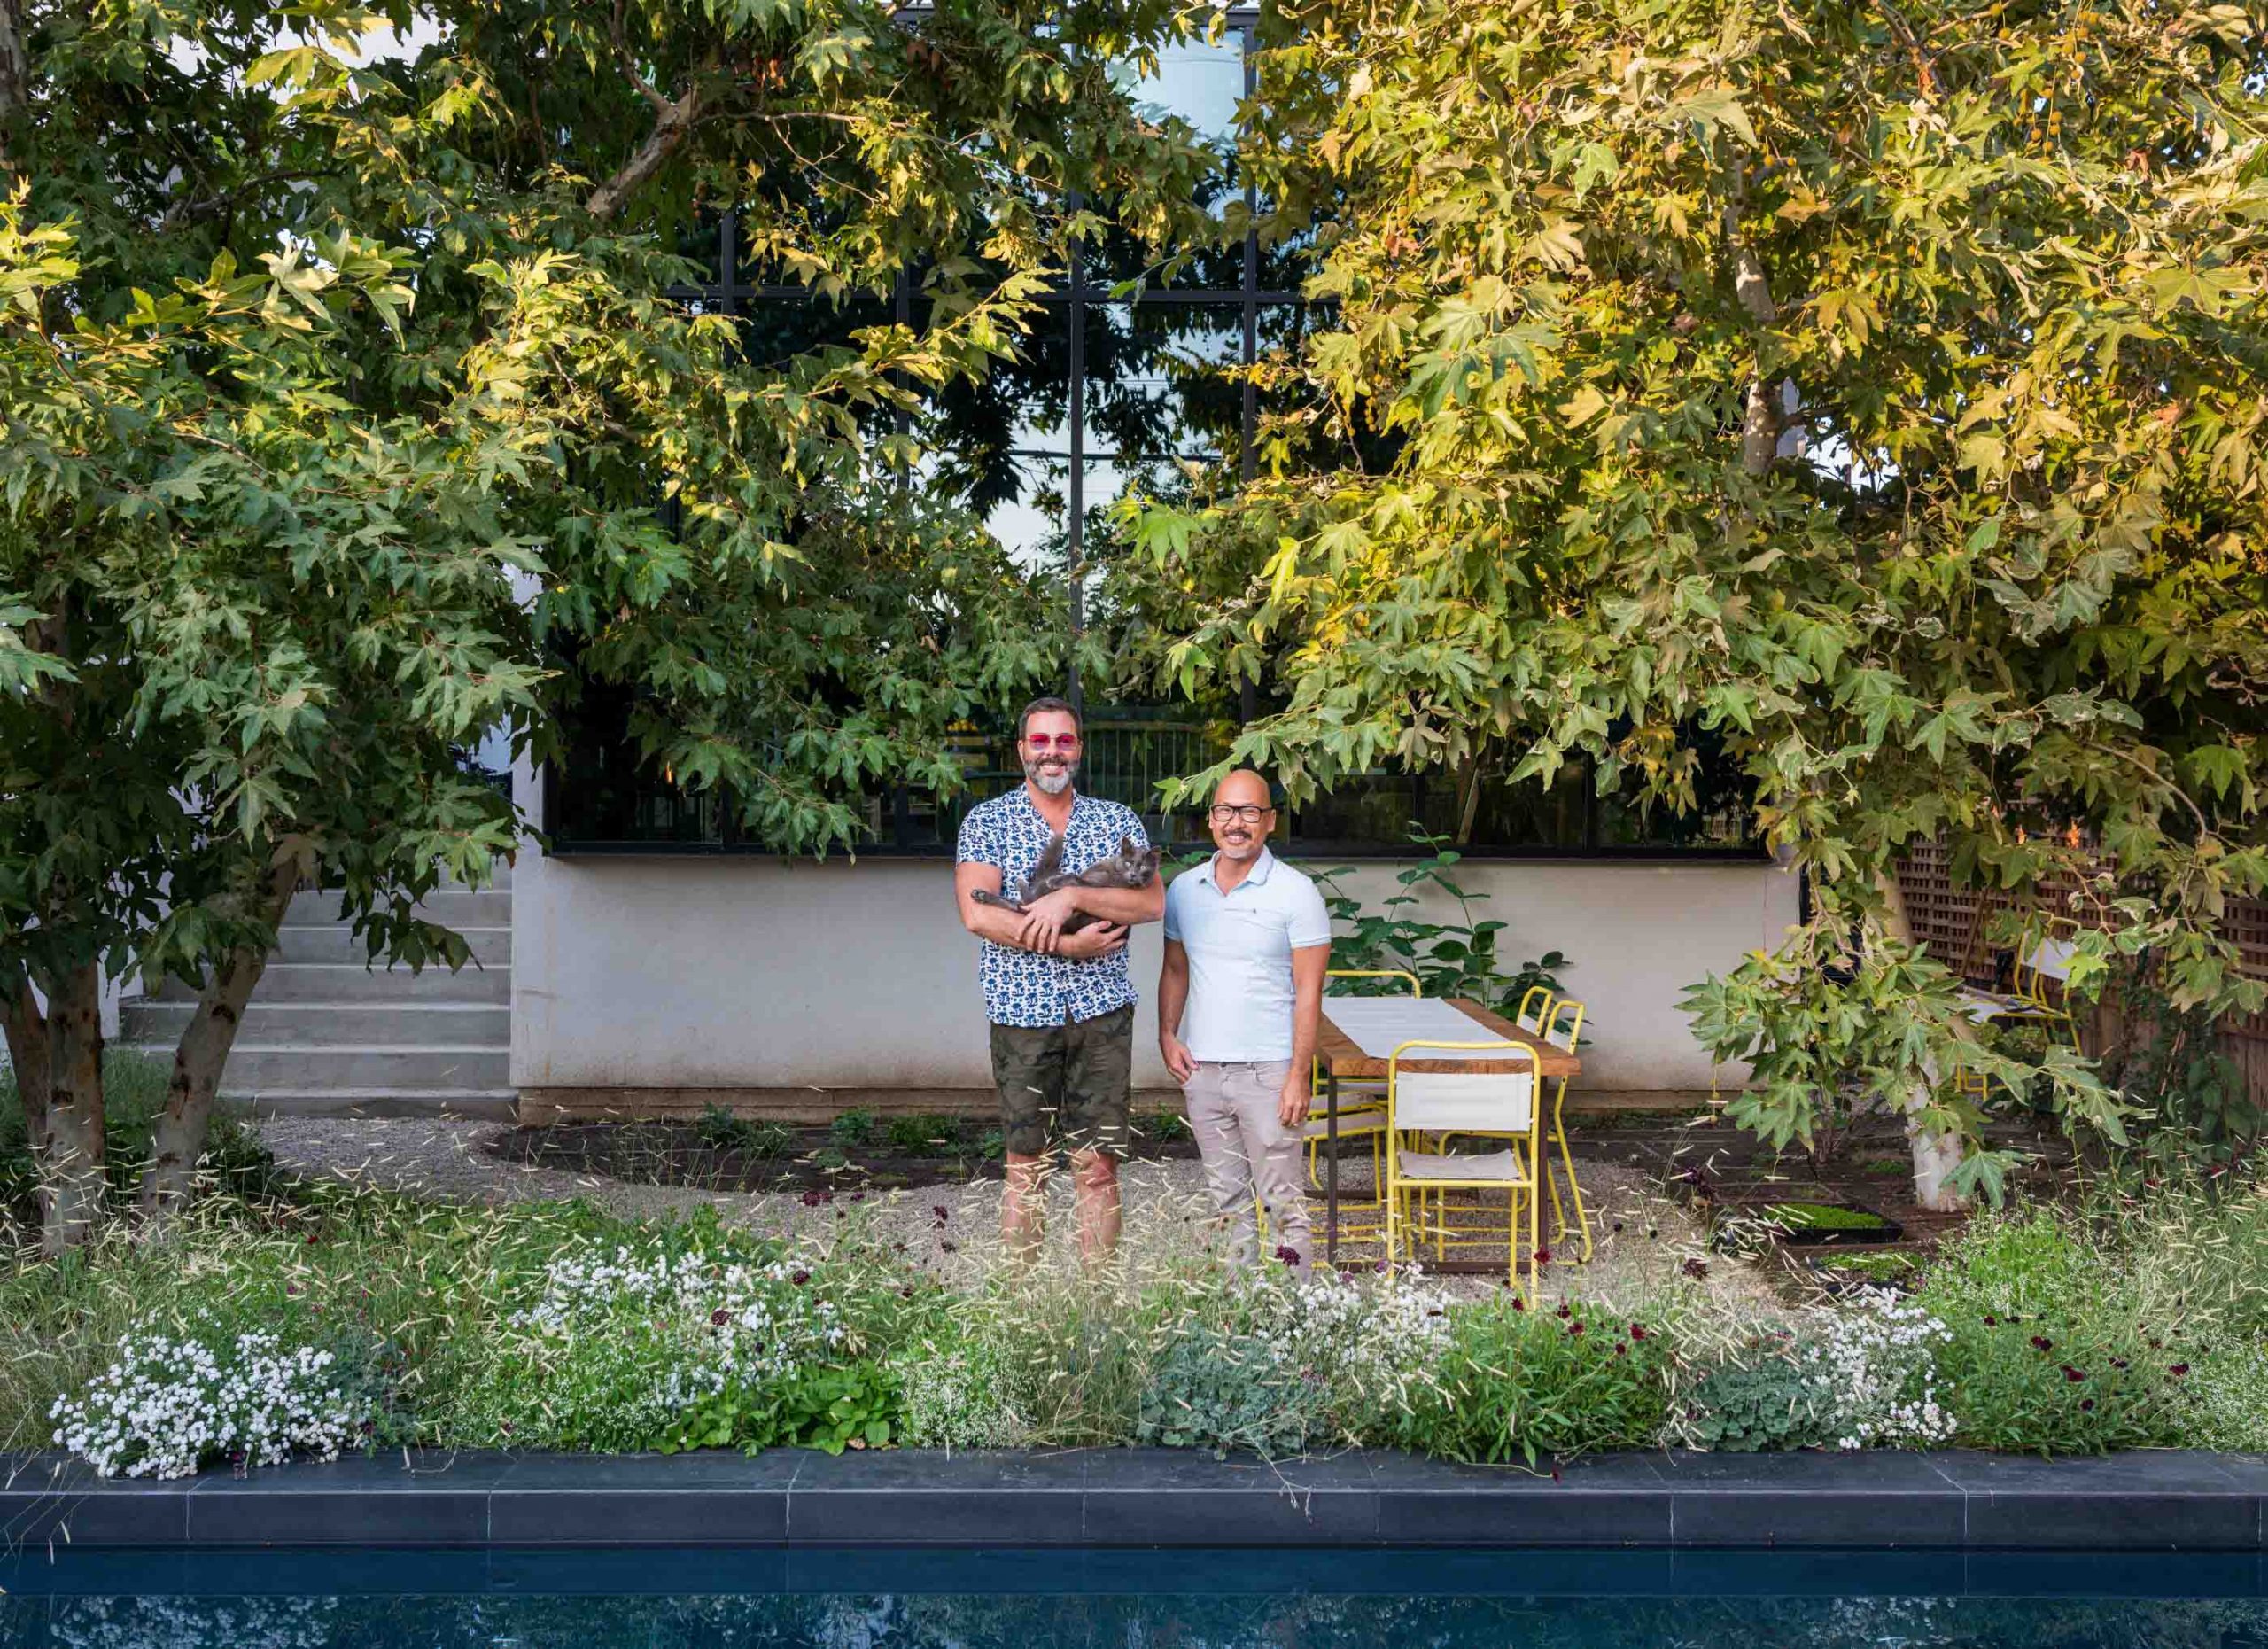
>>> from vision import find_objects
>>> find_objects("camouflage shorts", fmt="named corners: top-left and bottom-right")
top-left (989, 1005), bottom-right (1134, 1159)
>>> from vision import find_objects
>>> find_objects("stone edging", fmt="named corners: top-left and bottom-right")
top-left (4, 1448), bottom-right (2266, 1551)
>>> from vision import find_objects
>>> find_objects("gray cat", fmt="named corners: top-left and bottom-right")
top-left (971, 832), bottom-right (1161, 935)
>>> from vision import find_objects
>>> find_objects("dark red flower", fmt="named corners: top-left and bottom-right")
top-left (1534, 1248), bottom-right (1552, 1265)
top-left (2031, 1335), bottom-right (2054, 1352)
top-left (1612, 1343), bottom-right (1627, 1357)
top-left (2062, 1365), bottom-right (2085, 1382)
top-left (800, 1190), bottom-right (824, 1208)
top-left (1629, 1324), bottom-right (1648, 1341)
top-left (1682, 1258), bottom-right (1710, 1280)
top-left (1568, 1322), bottom-right (1586, 1337)
top-left (932, 1205), bottom-right (950, 1224)
top-left (1557, 1303), bottom-right (1573, 1318)
top-left (2170, 1363), bottom-right (2191, 1377)
top-left (1984, 1315), bottom-right (1998, 1326)
top-left (2110, 1357), bottom-right (2129, 1370)
top-left (791, 1270), bottom-right (810, 1287)
top-left (1511, 1297), bottom-right (1526, 1311)
top-left (941, 1241), bottom-right (958, 1253)
top-left (1275, 1245), bottom-right (1303, 1267)
top-left (711, 1308), bottom-right (730, 1326)
top-left (2080, 1399), bottom-right (2095, 1412)
top-left (1612, 1222), bottom-right (1625, 1235)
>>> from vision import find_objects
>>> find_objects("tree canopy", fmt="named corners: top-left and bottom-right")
top-left (1121, 0), bottom-right (2268, 1197)
top-left (1, 0), bottom-right (1223, 1244)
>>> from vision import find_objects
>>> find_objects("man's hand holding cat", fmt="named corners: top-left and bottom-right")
top-left (1014, 887), bottom-right (1085, 953)
top-left (1053, 922), bottom-right (1127, 960)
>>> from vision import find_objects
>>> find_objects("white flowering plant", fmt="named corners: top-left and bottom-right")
top-left (1677, 1290), bottom-right (1954, 1451)
top-left (50, 1311), bottom-right (384, 1479)
top-left (451, 1231), bottom-right (896, 1452)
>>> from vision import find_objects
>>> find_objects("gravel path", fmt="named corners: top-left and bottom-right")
top-left (255, 1116), bottom-right (1775, 1308)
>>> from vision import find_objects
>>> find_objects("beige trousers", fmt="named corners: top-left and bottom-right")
top-left (1182, 1059), bottom-right (1311, 1274)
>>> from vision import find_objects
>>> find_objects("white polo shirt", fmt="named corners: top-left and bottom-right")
top-left (1163, 848), bottom-right (1333, 1062)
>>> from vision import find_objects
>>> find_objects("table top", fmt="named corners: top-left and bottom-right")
top-left (1317, 996), bottom-right (1581, 1080)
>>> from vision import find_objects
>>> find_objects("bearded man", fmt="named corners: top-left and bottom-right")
top-left (954, 696), bottom-right (1163, 1264)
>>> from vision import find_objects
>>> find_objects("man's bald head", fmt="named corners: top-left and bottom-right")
top-left (1205, 769), bottom-right (1277, 863)
top-left (1214, 769), bottom-right (1272, 809)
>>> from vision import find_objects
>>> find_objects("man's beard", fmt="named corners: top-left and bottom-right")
top-left (1023, 754), bottom-right (1078, 797)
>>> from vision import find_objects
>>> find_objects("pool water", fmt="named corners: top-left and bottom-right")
top-left (3, 1549), bottom-right (2264, 1647)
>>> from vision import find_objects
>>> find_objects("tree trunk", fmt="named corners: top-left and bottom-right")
top-left (3, 966), bottom-right (49, 1149)
top-left (3, 969), bottom-right (51, 1237)
top-left (1878, 871), bottom-right (1967, 1212)
top-left (39, 963), bottom-right (106, 1255)
top-left (138, 856), bottom-right (298, 1219)
top-left (0, 0), bottom-right (30, 154)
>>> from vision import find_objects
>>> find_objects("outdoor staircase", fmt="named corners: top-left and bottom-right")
top-left (119, 866), bottom-right (515, 1117)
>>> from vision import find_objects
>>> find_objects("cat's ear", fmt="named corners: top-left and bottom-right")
top-left (1117, 834), bottom-right (1134, 854)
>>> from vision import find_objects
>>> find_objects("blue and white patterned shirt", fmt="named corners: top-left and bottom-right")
top-left (956, 788), bottom-right (1151, 1028)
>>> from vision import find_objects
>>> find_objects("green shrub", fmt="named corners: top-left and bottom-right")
top-left (2175, 1339), bottom-right (2268, 1451)
top-left (1391, 1299), bottom-right (1670, 1465)
top-left (1917, 1207), bottom-right (2193, 1451)
top-left (663, 1359), bottom-right (901, 1455)
top-left (829, 1108), bottom-right (880, 1148)
top-left (1680, 1334), bottom-right (1831, 1451)
top-left (883, 1113), bottom-right (966, 1154)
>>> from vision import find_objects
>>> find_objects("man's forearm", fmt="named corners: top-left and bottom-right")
top-left (1158, 969), bottom-right (1188, 1039)
top-left (1287, 1000), bottom-right (1319, 1089)
top-left (1068, 882), bottom-right (1166, 926)
top-left (964, 901), bottom-right (1048, 951)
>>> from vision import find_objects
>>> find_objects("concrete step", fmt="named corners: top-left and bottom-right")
top-left (214, 1046), bottom-right (512, 1092)
top-left (271, 924), bottom-right (511, 967)
top-left (285, 887), bottom-right (513, 926)
top-left (145, 961), bottom-right (511, 1005)
top-left (232, 1087), bottom-right (519, 1119)
top-left (121, 1000), bottom-right (509, 1046)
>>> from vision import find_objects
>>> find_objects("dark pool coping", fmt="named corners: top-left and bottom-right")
top-left (5, 1448), bottom-right (2267, 1552)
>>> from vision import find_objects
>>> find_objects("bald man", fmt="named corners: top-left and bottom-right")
top-left (1157, 770), bottom-right (1332, 1273)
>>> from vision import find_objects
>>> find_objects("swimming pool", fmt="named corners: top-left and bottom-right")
top-left (4, 1548), bottom-right (2264, 1647)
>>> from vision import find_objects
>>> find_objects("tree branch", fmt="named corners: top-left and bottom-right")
top-left (587, 43), bottom-right (715, 222)
top-left (1722, 161), bottom-right (1783, 477)
top-left (609, 0), bottom-right (675, 119)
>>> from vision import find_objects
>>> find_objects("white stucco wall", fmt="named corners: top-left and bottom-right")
top-left (511, 758), bottom-right (1801, 1100)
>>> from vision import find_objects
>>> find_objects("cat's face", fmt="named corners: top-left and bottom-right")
top-left (1097, 835), bottom-right (1161, 886)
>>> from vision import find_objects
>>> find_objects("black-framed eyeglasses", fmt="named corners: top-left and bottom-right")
top-left (1208, 804), bottom-right (1273, 824)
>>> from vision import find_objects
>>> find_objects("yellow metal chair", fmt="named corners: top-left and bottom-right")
top-left (1956, 920), bottom-right (2084, 1052)
top-left (1540, 997), bottom-right (1591, 1260)
top-left (1513, 984), bottom-right (1554, 1036)
top-left (1304, 968), bottom-right (1421, 1194)
top-left (1259, 970), bottom-right (1422, 1250)
top-left (1383, 1038), bottom-right (1542, 1297)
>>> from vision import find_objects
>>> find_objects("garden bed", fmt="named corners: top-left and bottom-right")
top-left (482, 1111), bottom-right (1203, 1195)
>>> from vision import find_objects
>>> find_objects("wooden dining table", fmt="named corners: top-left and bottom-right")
top-left (1314, 996), bottom-right (1582, 1269)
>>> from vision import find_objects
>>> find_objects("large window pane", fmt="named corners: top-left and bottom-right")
top-left (1083, 304), bottom-right (1244, 463)
top-left (1088, 31), bottom-right (1248, 293)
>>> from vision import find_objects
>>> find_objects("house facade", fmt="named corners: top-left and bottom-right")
top-left (503, 19), bottom-right (1798, 1121)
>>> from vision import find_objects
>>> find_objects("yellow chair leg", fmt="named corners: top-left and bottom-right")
top-left (1551, 1080), bottom-right (1592, 1261)
top-left (1526, 1131), bottom-right (1542, 1303)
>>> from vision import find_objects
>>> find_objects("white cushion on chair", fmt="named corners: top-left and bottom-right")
top-left (1396, 1147), bottom-right (1527, 1185)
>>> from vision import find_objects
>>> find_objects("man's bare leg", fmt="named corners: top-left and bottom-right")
top-left (1003, 1152), bottom-right (1049, 1264)
top-left (1071, 1147), bottom-right (1122, 1267)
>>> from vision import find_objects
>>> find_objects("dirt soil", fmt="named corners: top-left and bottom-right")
top-left (483, 1117), bottom-right (1201, 1196)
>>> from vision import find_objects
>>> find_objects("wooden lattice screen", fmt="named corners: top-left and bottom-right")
top-left (1893, 843), bottom-right (2268, 1095)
